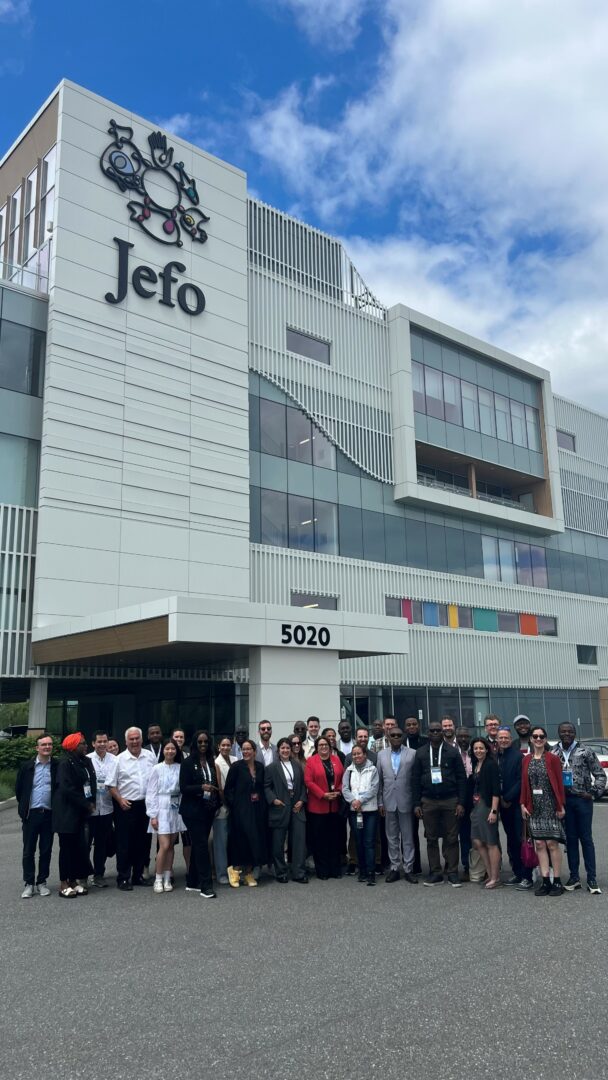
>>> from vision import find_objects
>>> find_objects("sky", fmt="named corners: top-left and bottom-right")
top-left (1, 0), bottom-right (608, 407)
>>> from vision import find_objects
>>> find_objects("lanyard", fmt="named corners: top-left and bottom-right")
top-left (281, 762), bottom-right (294, 785)
top-left (430, 743), bottom-right (443, 769)
top-left (562, 743), bottom-right (577, 768)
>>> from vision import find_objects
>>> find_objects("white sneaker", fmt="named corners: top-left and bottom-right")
top-left (153, 879), bottom-right (164, 893)
top-left (21, 884), bottom-right (34, 899)
top-left (163, 880), bottom-right (173, 892)
top-left (36, 883), bottom-right (51, 897)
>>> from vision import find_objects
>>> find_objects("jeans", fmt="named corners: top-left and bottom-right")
top-left (22, 809), bottom-right (54, 886)
top-left (213, 816), bottom-right (229, 881)
top-left (564, 793), bottom-right (596, 881)
top-left (350, 810), bottom-right (378, 877)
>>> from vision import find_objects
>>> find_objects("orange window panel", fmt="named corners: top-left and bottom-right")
top-left (448, 604), bottom-right (459, 629)
top-left (520, 613), bottom-right (538, 636)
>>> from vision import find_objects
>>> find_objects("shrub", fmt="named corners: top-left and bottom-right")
top-left (0, 768), bottom-right (17, 800)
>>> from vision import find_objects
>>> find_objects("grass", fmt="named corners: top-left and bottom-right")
top-left (0, 768), bottom-right (17, 801)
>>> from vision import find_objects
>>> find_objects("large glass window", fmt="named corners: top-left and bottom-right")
top-left (22, 167), bottom-right (38, 264)
top-left (424, 366), bottom-right (444, 420)
top-left (0, 320), bottom-right (45, 396)
top-left (259, 399), bottom-right (286, 458)
top-left (481, 535), bottom-right (500, 580)
top-left (478, 387), bottom-right (496, 436)
top-left (286, 327), bottom-right (330, 365)
top-left (498, 611), bottom-right (520, 633)
top-left (515, 542), bottom-right (534, 586)
top-left (311, 427), bottom-right (336, 469)
top-left (0, 434), bottom-right (39, 505)
top-left (362, 510), bottom-right (385, 562)
top-left (494, 394), bottom-right (512, 442)
top-left (314, 499), bottom-right (338, 554)
top-left (286, 406), bottom-right (312, 464)
top-left (525, 406), bottom-right (541, 452)
top-left (537, 616), bottom-right (557, 636)
top-left (288, 494), bottom-right (314, 551)
top-left (38, 147), bottom-right (56, 248)
top-left (292, 592), bottom-right (337, 610)
top-left (557, 430), bottom-right (576, 452)
top-left (7, 185), bottom-right (21, 269)
top-left (443, 373), bottom-right (462, 425)
top-left (0, 203), bottom-right (6, 267)
top-left (461, 381), bottom-right (479, 431)
top-left (510, 399), bottom-right (527, 447)
top-left (577, 645), bottom-right (597, 665)
top-left (530, 545), bottom-right (548, 588)
top-left (412, 361), bottom-right (426, 413)
top-left (260, 489), bottom-right (287, 546)
top-left (498, 538), bottom-right (517, 584)
top-left (338, 504), bottom-right (363, 559)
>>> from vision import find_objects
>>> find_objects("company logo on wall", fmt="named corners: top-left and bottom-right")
top-left (100, 119), bottom-right (210, 247)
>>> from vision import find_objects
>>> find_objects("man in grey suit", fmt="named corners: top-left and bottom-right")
top-left (377, 728), bottom-right (418, 883)
top-left (255, 721), bottom-right (279, 766)
top-left (264, 739), bottom-right (308, 882)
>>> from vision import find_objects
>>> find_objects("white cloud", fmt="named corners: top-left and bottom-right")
top-left (247, 0), bottom-right (608, 406)
top-left (269, 0), bottom-right (369, 49)
top-left (0, 0), bottom-right (29, 21)
top-left (155, 113), bottom-right (196, 138)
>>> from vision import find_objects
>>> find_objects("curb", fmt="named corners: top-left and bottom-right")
top-left (0, 796), bottom-right (16, 814)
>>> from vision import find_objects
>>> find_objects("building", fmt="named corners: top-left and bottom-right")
top-left (0, 80), bottom-right (606, 742)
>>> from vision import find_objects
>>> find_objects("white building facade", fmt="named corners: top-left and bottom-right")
top-left (0, 81), bottom-right (606, 741)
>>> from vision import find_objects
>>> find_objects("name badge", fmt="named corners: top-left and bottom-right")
top-left (563, 770), bottom-right (573, 788)
top-left (98, 782), bottom-right (106, 793)
top-left (251, 793), bottom-right (260, 803)
top-left (203, 791), bottom-right (211, 800)
top-left (170, 797), bottom-right (180, 810)
top-left (83, 783), bottom-right (92, 799)
top-left (431, 766), bottom-right (442, 785)
top-left (532, 788), bottom-right (543, 796)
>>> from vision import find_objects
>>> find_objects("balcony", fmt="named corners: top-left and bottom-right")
top-left (0, 246), bottom-right (49, 295)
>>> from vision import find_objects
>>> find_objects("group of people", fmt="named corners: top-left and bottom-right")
top-left (15, 710), bottom-right (606, 899)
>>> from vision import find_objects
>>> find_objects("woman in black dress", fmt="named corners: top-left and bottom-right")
top-left (223, 739), bottom-right (267, 888)
top-left (469, 737), bottom-right (501, 890)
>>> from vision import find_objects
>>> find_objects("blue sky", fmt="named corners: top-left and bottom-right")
top-left (2, 0), bottom-right (608, 406)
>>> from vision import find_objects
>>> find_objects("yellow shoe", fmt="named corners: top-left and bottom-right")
top-left (227, 866), bottom-right (241, 888)
top-left (243, 872), bottom-right (257, 887)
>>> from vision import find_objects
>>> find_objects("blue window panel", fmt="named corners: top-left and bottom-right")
top-left (422, 602), bottom-right (439, 627)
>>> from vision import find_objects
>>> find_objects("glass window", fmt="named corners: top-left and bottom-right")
top-left (22, 167), bottom-right (38, 264)
top-left (498, 611), bottom-right (520, 633)
top-left (426, 523), bottom-right (447, 572)
top-left (311, 427), bottom-right (336, 470)
top-left (557, 430), bottom-right (576, 452)
top-left (288, 494), bottom-right (314, 551)
top-left (384, 515), bottom-right (406, 565)
top-left (286, 327), bottom-right (330, 365)
top-left (385, 597), bottom-right (402, 617)
top-left (494, 394), bottom-right (512, 442)
top-left (412, 361), bottom-right (426, 413)
top-left (525, 406), bottom-right (541, 452)
top-left (0, 434), bottom-right (39, 505)
top-left (443, 373), bottom-right (462, 425)
top-left (537, 616), bottom-right (557, 636)
top-left (478, 387), bottom-right (496, 436)
top-left (249, 394), bottom-right (260, 452)
top-left (286, 407), bottom-right (312, 464)
top-left (291, 592), bottom-right (338, 610)
top-left (260, 489), bottom-right (287, 546)
top-left (482, 535), bottom-right (500, 581)
top-left (41, 145), bottom-right (56, 195)
top-left (0, 320), bottom-right (45, 396)
top-left (457, 606), bottom-right (473, 628)
top-left (411, 601), bottom-right (423, 624)
top-left (405, 519), bottom-right (427, 569)
top-left (577, 645), bottom-right (597, 665)
top-left (8, 185), bottom-right (21, 267)
top-left (424, 366), bottom-right (444, 420)
top-left (438, 603), bottom-right (448, 626)
top-left (362, 510), bottom-right (386, 562)
top-left (461, 381), bottom-right (479, 431)
top-left (338, 504), bottom-right (363, 559)
top-left (259, 399), bottom-right (286, 457)
top-left (422, 602), bottom-right (439, 627)
top-left (530, 545), bottom-right (548, 588)
top-left (314, 499), bottom-right (338, 554)
top-left (515, 542), bottom-right (533, 586)
top-left (498, 538), bottom-right (517, 584)
top-left (510, 399), bottom-right (527, 447)
top-left (0, 203), bottom-right (6, 266)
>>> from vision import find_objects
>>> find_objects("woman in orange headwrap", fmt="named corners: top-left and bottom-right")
top-left (52, 733), bottom-right (97, 898)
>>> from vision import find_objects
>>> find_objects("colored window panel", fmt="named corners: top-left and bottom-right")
top-left (473, 608), bottom-right (499, 632)
top-left (438, 603), bottom-right (448, 626)
top-left (448, 604), bottom-right (459, 628)
top-left (497, 611), bottom-right (520, 633)
top-left (385, 597), bottom-right (402, 617)
top-left (458, 606), bottom-right (473, 628)
top-left (422, 602), bottom-right (439, 627)
top-left (537, 616), bottom-right (557, 636)
top-left (520, 614), bottom-right (538, 636)
top-left (411, 601), bottom-right (423, 624)
top-left (401, 599), bottom-right (413, 623)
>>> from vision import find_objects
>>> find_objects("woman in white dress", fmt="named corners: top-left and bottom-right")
top-left (146, 738), bottom-right (185, 893)
top-left (214, 736), bottom-right (237, 885)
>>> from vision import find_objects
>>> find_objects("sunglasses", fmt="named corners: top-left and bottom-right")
top-left (291, 741), bottom-right (301, 746)
top-left (531, 734), bottom-right (546, 741)
top-left (389, 733), bottom-right (402, 739)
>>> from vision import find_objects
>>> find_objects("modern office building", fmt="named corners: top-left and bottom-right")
top-left (0, 80), bottom-right (606, 741)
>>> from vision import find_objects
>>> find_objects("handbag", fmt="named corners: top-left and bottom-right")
top-left (520, 820), bottom-right (539, 870)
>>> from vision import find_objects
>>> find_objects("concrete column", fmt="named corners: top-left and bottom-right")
top-left (28, 677), bottom-right (48, 735)
top-left (249, 646), bottom-right (341, 742)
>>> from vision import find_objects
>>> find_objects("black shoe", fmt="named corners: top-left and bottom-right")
top-left (367, 875), bottom-right (376, 886)
top-left (293, 877), bottom-right (309, 884)
top-left (358, 873), bottom-right (367, 883)
top-left (564, 876), bottom-right (581, 891)
top-left (199, 889), bottom-right (217, 899)
top-left (276, 876), bottom-right (289, 884)
top-left (346, 865), bottom-right (356, 876)
top-left (504, 875), bottom-right (521, 886)
top-left (447, 874), bottom-right (463, 888)
top-left (317, 874), bottom-right (329, 880)
top-left (534, 878), bottom-right (551, 896)
top-left (117, 880), bottom-right (133, 892)
top-left (548, 881), bottom-right (564, 897)
top-left (423, 873), bottom-right (444, 887)
top-left (132, 877), bottom-right (154, 887)
top-left (413, 865), bottom-right (422, 876)
top-left (403, 872), bottom-right (419, 884)
top-left (587, 880), bottom-right (602, 894)
top-left (385, 869), bottom-right (400, 883)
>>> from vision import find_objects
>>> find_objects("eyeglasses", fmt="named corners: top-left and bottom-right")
top-left (291, 741), bottom-right (301, 747)
top-left (389, 733), bottom-right (402, 739)
top-left (531, 734), bottom-right (546, 741)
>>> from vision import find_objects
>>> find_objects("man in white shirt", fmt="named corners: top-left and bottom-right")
top-left (441, 716), bottom-right (457, 747)
top-left (87, 730), bottom-right (117, 888)
top-left (109, 727), bottom-right (156, 890)
top-left (303, 716), bottom-right (320, 758)
top-left (338, 719), bottom-right (354, 756)
top-left (255, 721), bottom-right (278, 766)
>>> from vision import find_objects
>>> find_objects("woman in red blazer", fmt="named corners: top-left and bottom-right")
top-left (521, 725), bottom-right (566, 896)
top-left (304, 735), bottom-right (344, 880)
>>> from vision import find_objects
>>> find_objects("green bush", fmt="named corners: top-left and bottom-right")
top-left (0, 768), bottom-right (17, 800)
top-left (0, 735), bottom-right (61, 771)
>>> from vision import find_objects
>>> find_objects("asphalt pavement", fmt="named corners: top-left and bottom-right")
top-left (2, 802), bottom-right (608, 1080)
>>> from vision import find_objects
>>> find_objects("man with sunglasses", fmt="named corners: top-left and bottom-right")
top-left (552, 722), bottom-right (605, 894)
top-left (412, 721), bottom-right (467, 886)
top-left (255, 721), bottom-right (278, 766)
top-left (377, 728), bottom-right (418, 883)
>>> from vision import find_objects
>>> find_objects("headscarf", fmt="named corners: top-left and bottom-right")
top-left (62, 732), bottom-right (83, 752)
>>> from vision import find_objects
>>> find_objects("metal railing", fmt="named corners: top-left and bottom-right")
top-left (0, 248), bottom-right (49, 294)
top-left (417, 473), bottom-right (537, 513)
top-left (416, 473), bottom-right (470, 496)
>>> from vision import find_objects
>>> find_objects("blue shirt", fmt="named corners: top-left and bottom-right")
top-left (30, 758), bottom-right (52, 810)
top-left (391, 750), bottom-right (401, 775)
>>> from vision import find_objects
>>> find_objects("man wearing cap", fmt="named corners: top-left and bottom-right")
top-left (16, 733), bottom-right (58, 898)
top-left (513, 715), bottom-right (532, 754)
top-left (497, 726), bottom-right (532, 890)
top-left (109, 727), bottom-right (156, 890)
top-left (53, 733), bottom-right (97, 898)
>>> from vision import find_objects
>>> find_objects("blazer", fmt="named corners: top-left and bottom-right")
top-left (264, 760), bottom-right (307, 828)
top-left (255, 742), bottom-right (279, 766)
top-left (497, 745), bottom-right (523, 804)
top-left (16, 757), bottom-right (58, 820)
top-left (304, 753), bottom-right (344, 814)
top-left (52, 753), bottom-right (97, 833)
top-left (376, 746), bottom-right (417, 813)
top-left (179, 755), bottom-right (219, 819)
top-left (467, 757), bottom-right (501, 808)
top-left (521, 752), bottom-right (565, 815)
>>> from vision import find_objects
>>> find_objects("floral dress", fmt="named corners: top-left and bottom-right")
top-left (528, 755), bottom-right (565, 843)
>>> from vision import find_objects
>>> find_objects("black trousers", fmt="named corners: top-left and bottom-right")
top-left (58, 826), bottom-right (90, 882)
top-left (307, 811), bottom-right (342, 878)
top-left (22, 808), bottom-right (54, 885)
top-left (500, 802), bottom-right (530, 881)
top-left (88, 814), bottom-right (114, 877)
top-left (184, 815), bottom-right (213, 891)
top-left (412, 811), bottom-right (422, 874)
top-left (114, 800), bottom-right (149, 883)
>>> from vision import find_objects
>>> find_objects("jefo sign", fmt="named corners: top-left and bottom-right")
top-left (105, 237), bottom-right (205, 315)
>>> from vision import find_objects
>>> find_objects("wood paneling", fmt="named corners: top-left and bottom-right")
top-left (32, 616), bottom-right (168, 665)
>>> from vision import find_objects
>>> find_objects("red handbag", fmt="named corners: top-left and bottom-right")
top-left (520, 821), bottom-right (539, 869)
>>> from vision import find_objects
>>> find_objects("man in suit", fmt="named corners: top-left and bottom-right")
top-left (264, 738), bottom-right (308, 883)
top-left (255, 721), bottom-right (278, 766)
top-left (16, 733), bottom-right (58, 898)
top-left (377, 728), bottom-right (418, 883)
